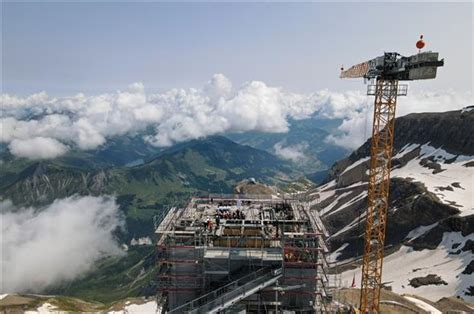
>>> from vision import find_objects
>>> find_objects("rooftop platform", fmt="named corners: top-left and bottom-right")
top-left (155, 195), bottom-right (325, 251)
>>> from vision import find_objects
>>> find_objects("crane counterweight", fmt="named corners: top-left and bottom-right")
top-left (340, 51), bottom-right (444, 81)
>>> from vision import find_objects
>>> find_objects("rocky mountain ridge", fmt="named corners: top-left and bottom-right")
top-left (0, 136), bottom-right (296, 207)
top-left (308, 109), bottom-right (473, 302)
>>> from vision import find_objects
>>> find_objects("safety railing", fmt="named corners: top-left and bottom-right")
top-left (169, 267), bottom-right (282, 313)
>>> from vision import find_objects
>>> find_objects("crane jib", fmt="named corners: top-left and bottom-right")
top-left (340, 51), bottom-right (444, 81)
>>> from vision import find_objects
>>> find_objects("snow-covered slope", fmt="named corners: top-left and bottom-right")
top-left (309, 109), bottom-right (474, 302)
top-left (339, 232), bottom-right (473, 302)
top-left (392, 143), bottom-right (473, 215)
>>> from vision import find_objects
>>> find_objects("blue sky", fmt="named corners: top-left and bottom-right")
top-left (2, 2), bottom-right (472, 95)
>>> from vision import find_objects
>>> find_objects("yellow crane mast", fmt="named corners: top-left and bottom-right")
top-left (340, 36), bottom-right (444, 313)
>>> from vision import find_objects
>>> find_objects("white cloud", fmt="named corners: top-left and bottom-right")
top-left (204, 73), bottom-right (233, 102)
top-left (9, 137), bottom-right (69, 159)
top-left (1, 75), bottom-right (471, 158)
top-left (325, 90), bottom-right (473, 150)
top-left (324, 109), bottom-right (372, 150)
top-left (273, 141), bottom-right (308, 163)
top-left (0, 196), bottom-right (124, 293)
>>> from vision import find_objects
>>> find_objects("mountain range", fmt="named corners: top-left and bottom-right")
top-left (227, 117), bottom-right (349, 175)
top-left (1, 135), bottom-right (304, 302)
top-left (1, 109), bottom-right (472, 306)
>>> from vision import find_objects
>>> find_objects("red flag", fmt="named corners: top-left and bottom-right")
top-left (351, 274), bottom-right (356, 288)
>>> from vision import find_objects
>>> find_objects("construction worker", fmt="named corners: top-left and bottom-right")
top-left (207, 218), bottom-right (212, 232)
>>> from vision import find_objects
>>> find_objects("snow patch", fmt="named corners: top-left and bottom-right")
top-left (405, 223), bottom-right (439, 243)
top-left (338, 232), bottom-right (474, 302)
top-left (108, 300), bottom-right (160, 314)
top-left (392, 144), bottom-right (474, 216)
top-left (325, 190), bottom-right (367, 218)
top-left (130, 237), bottom-right (152, 246)
top-left (330, 211), bottom-right (366, 239)
top-left (25, 303), bottom-right (60, 314)
top-left (341, 157), bottom-right (370, 175)
top-left (403, 296), bottom-right (441, 314)
top-left (344, 181), bottom-right (367, 189)
top-left (394, 143), bottom-right (420, 159)
top-left (419, 143), bottom-right (472, 163)
top-left (420, 143), bottom-right (456, 162)
top-left (461, 106), bottom-right (473, 113)
top-left (328, 243), bottom-right (349, 263)
top-left (319, 179), bottom-right (337, 192)
top-left (320, 191), bottom-right (352, 215)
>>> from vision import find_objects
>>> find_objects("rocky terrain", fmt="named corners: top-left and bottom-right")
top-left (309, 109), bottom-right (473, 303)
top-left (2, 288), bottom-right (472, 313)
top-left (0, 294), bottom-right (161, 313)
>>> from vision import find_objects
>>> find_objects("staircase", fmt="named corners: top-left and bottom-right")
top-left (169, 268), bottom-right (283, 314)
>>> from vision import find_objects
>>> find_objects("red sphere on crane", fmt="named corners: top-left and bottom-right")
top-left (416, 35), bottom-right (425, 50)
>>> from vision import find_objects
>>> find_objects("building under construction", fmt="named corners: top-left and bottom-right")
top-left (155, 194), bottom-right (331, 313)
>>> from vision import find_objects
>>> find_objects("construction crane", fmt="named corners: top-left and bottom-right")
top-left (340, 35), bottom-right (444, 313)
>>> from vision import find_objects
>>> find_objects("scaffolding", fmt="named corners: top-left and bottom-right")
top-left (155, 195), bottom-right (331, 313)
top-left (281, 203), bottom-right (330, 313)
top-left (156, 208), bottom-right (206, 308)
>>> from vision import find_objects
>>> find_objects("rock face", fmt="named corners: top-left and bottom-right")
top-left (409, 275), bottom-right (448, 288)
top-left (2, 162), bottom-right (109, 205)
top-left (325, 109), bottom-right (474, 183)
top-left (308, 109), bottom-right (474, 302)
top-left (394, 109), bottom-right (474, 155)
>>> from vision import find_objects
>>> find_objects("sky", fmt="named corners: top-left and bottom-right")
top-left (2, 2), bottom-right (473, 96)
top-left (1, 2), bottom-right (473, 160)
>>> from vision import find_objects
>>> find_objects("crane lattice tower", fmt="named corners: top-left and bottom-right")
top-left (340, 37), bottom-right (444, 313)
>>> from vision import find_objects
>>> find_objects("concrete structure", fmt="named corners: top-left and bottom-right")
top-left (155, 194), bottom-right (331, 313)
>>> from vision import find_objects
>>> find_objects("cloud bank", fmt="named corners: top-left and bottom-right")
top-left (325, 90), bottom-right (473, 149)
top-left (9, 137), bottom-right (69, 159)
top-left (1, 74), bottom-right (471, 158)
top-left (0, 196), bottom-right (124, 293)
top-left (273, 141), bottom-right (309, 163)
